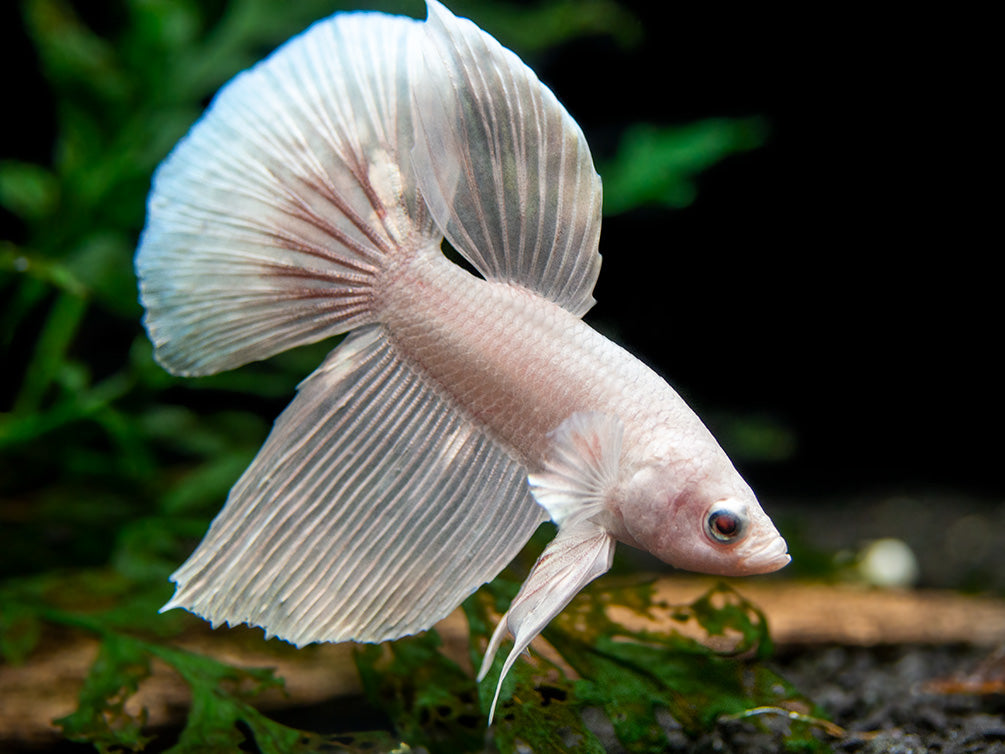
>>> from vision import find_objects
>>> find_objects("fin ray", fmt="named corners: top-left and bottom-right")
top-left (479, 521), bottom-right (615, 723)
top-left (528, 411), bottom-right (624, 527)
top-left (164, 326), bottom-right (548, 646)
top-left (410, 1), bottom-right (603, 317)
top-left (137, 13), bottom-right (438, 377)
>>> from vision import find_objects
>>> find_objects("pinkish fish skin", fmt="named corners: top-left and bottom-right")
top-left (135, 0), bottom-right (789, 724)
top-left (381, 244), bottom-right (785, 575)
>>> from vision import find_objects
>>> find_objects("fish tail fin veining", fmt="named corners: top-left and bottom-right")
top-left (136, 12), bottom-right (439, 378)
top-left (160, 324), bottom-right (548, 645)
top-left (141, 8), bottom-right (549, 645)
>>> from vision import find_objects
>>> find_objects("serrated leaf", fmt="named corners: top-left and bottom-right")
top-left (56, 634), bottom-right (154, 753)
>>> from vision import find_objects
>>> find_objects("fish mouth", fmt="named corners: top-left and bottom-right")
top-left (741, 535), bottom-right (791, 575)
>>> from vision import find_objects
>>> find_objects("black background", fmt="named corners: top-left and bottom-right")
top-left (2, 1), bottom-right (997, 501)
top-left (535, 3), bottom-right (997, 500)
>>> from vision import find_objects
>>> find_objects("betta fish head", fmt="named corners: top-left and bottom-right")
top-left (609, 434), bottom-right (791, 577)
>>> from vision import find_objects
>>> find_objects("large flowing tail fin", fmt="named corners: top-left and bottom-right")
top-left (136, 11), bottom-right (438, 377)
top-left (141, 1), bottom-right (602, 649)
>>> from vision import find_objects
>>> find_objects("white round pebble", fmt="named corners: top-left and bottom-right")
top-left (858, 538), bottom-right (921, 588)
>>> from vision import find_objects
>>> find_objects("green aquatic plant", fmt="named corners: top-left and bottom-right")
top-left (2, 564), bottom-right (834, 751)
top-left (469, 577), bottom-right (833, 751)
top-left (600, 118), bottom-right (768, 215)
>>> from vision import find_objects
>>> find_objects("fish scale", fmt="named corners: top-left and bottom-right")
top-left (379, 244), bottom-right (671, 467)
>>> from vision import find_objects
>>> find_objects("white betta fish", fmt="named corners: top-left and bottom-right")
top-left (136, 0), bottom-right (789, 722)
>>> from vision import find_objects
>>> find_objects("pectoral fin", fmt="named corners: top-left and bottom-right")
top-left (527, 411), bottom-right (624, 527)
top-left (478, 521), bottom-right (615, 724)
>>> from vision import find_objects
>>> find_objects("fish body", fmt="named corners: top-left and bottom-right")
top-left (382, 244), bottom-right (662, 465)
top-left (136, 0), bottom-right (789, 721)
top-left (380, 244), bottom-right (785, 575)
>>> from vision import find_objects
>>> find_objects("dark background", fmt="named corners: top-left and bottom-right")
top-left (1, 0), bottom-right (997, 504)
top-left (541, 4), bottom-right (997, 500)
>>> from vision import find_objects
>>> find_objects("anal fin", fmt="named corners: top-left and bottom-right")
top-left (162, 325), bottom-right (547, 646)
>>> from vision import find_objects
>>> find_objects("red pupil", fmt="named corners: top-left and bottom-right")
top-left (714, 514), bottom-right (737, 535)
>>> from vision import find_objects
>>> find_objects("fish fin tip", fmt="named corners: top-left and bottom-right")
top-left (477, 612), bottom-right (511, 682)
top-left (423, 0), bottom-right (449, 22)
top-left (486, 634), bottom-right (526, 725)
top-left (487, 683), bottom-right (501, 726)
top-left (486, 656), bottom-right (513, 726)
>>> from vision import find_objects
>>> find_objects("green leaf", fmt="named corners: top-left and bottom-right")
top-left (463, 586), bottom-right (607, 753)
top-left (456, 0), bottom-right (642, 53)
top-left (512, 579), bottom-right (823, 748)
top-left (143, 639), bottom-right (352, 754)
top-left (355, 630), bottom-right (485, 751)
top-left (0, 601), bottom-right (43, 665)
top-left (11, 290), bottom-right (88, 414)
top-left (65, 231), bottom-right (139, 316)
top-left (600, 118), bottom-right (768, 215)
top-left (688, 582), bottom-right (774, 659)
top-left (0, 161), bottom-right (59, 221)
top-left (1, 244), bottom-right (87, 295)
top-left (56, 634), bottom-right (155, 753)
top-left (486, 655), bottom-right (605, 754)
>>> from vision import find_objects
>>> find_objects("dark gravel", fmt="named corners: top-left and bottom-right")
top-left (779, 644), bottom-right (1005, 753)
top-left (594, 644), bottom-right (1005, 753)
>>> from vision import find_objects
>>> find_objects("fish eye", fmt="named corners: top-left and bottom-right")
top-left (705, 502), bottom-right (748, 544)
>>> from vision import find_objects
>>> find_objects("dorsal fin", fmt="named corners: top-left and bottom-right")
top-left (410, 0), bottom-right (603, 317)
